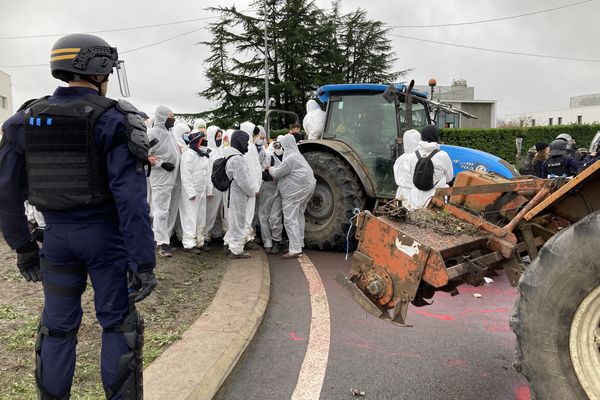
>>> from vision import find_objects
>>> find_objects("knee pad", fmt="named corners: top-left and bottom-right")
top-left (35, 322), bottom-right (79, 400)
top-left (103, 307), bottom-right (144, 400)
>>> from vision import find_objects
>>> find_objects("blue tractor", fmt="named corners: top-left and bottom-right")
top-left (298, 82), bottom-right (518, 250)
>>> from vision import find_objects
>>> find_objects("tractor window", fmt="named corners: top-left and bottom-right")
top-left (397, 101), bottom-right (429, 132)
top-left (324, 93), bottom-right (399, 197)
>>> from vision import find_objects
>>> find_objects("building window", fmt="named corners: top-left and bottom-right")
top-left (557, 117), bottom-right (562, 125)
top-left (549, 117), bottom-right (553, 126)
top-left (577, 115), bottom-right (583, 124)
top-left (531, 119), bottom-right (535, 127)
top-left (0, 96), bottom-right (6, 109)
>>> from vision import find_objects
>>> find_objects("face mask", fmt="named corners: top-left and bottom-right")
top-left (216, 139), bottom-right (223, 147)
top-left (255, 138), bottom-right (265, 146)
top-left (165, 117), bottom-right (175, 130)
top-left (275, 149), bottom-right (284, 156)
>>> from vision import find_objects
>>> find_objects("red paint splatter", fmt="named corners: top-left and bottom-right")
top-left (459, 286), bottom-right (518, 296)
top-left (289, 331), bottom-right (304, 341)
top-left (413, 309), bottom-right (454, 321)
top-left (414, 307), bottom-right (509, 322)
top-left (514, 385), bottom-right (531, 400)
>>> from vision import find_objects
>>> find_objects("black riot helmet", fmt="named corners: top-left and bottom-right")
top-left (50, 34), bottom-right (130, 97)
top-left (548, 139), bottom-right (567, 157)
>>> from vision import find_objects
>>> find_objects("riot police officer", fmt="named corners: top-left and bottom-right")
top-left (0, 34), bottom-right (155, 399)
top-left (542, 139), bottom-right (584, 178)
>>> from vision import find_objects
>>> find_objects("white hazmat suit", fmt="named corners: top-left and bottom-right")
top-left (179, 133), bottom-right (211, 249)
top-left (394, 129), bottom-right (421, 203)
top-left (203, 126), bottom-right (225, 241)
top-left (174, 122), bottom-right (191, 149)
top-left (405, 140), bottom-right (454, 210)
top-left (303, 99), bottom-right (326, 140)
top-left (240, 121), bottom-right (263, 243)
top-left (223, 132), bottom-right (255, 255)
top-left (258, 142), bottom-right (284, 249)
top-left (268, 134), bottom-right (316, 255)
top-left (148, 106), bottom-right (180, 246)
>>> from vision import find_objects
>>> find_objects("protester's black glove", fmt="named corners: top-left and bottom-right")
top-left (128, 270), bottom-right (157, 302)
top-left (262, 170), bottom-right (273, 182)
top-left (161, 162), bottom-right (175, 172)
top-left (16, 241), bottom-right (42, 282)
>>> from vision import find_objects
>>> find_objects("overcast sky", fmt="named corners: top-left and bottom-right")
top-left (1, 0), bottom-right (598, 121)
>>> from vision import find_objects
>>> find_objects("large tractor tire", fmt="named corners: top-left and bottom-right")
top-left (303, 151), bottom-right (365, 251)
top-left (510, 210), bottom-right (600, 400)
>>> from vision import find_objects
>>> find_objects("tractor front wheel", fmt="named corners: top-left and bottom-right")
top-left (303, 151), bottom-right (365, 251)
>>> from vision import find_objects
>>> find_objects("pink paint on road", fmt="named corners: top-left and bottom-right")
top-left (514, 384), bottom-right (531, 400)
top-left (289, 331), bottom-right (305, 341)
top-left (414, 307), bottom-right (510, 322)
top-left (413, 309), bottom-right (455, 321)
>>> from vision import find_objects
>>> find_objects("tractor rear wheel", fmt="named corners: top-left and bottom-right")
top-left (510, 210), bottom-right (600, 400)
top-left (303, 151), bottom-right (365, 251)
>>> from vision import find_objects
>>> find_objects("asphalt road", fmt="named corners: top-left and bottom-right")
top-left (216, 250), bottom-right (530, 400)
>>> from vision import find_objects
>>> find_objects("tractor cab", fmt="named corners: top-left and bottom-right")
top-left (317, 83), bottom-right (430, 198)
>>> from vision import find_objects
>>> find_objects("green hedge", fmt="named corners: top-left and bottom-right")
top-left (441, 125), bottom-right (600, 164)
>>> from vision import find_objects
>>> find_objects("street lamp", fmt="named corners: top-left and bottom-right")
top-left (264, 0), bottom-right (269, 128)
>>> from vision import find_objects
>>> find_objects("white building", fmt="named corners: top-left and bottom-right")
top-left (506, 93), bottom-right (600, 127)
top-left (0, 71), bottom-right (13, 130)
top-left (415, 80), bottom-right (497, 129)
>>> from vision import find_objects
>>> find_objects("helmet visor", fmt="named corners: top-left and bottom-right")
top-left (115, 60), bottom-right (130, 97)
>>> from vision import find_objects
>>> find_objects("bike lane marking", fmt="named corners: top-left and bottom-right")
top-left (291, 254), bottom-right (331, 400)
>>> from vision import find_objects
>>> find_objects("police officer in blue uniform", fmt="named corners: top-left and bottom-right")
top-left (542, 139), bottom-right (584, 178)
top-left (0, 34), bottom-right (155, 399)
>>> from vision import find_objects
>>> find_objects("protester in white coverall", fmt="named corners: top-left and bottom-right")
top-left (179, 132), bottom-right (212, 253)
top-left (223, 131), bottom-right (256, 258)
top-left (393, 129), bottom-right (421, 204)
top-left (171, 123), bottom-right (190, 242)
top-left (239, 121), bottom-right (263, 248)
top-left (258, 140), bottom-right (284, 253)
top-left (192, 118), bottom-right (207, 134)
top-left (268, 134), bottom-right (316, 258)
top-left (405, 125), bottom-right (454, 210)
top-left (203, 125), bottom-right (225, 242)
top-left (303, 99), bottom-right (326, 140)
top-left (148, 105), bottom-right (180, 257)
top-left (174, 122), bottom-right (191, 149)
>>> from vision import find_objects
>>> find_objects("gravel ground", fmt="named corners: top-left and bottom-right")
top-left (0, 239), bottom-right (226, 399)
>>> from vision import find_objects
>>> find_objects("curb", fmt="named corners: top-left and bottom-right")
top-left (143, 250), bottom-right (270, 400)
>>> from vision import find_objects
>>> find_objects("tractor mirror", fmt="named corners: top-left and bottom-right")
top-left (382, 84), bottom-right (399, 103)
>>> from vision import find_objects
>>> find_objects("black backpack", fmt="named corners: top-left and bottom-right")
top-left (211, 155), bottom-right (239, 192)
top-left (412, 149), bottom-right (440, 191)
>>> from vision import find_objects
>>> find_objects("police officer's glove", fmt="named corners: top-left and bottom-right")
top-left (16, 241), bottom-right (42, 282)
top-left (262, 170), bottom-right (273, 182)
top-left (31, 227), bottom-right (45, 243)
top-left (128, 270), bottom-right (157, 303)
top-left (161, 162), bottom-right (175, 172)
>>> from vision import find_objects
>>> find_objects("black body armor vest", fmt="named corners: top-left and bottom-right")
top-left (23, 95), bottom-right (116, 211)
top-left (545, 156), bottom-right (567, 177)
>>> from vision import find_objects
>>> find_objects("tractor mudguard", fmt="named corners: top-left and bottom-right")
top-left (298, 140), bottom-right (377, 198)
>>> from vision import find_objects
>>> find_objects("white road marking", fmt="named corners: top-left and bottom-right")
top-left (291, 254), bottom-right (331, 400)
